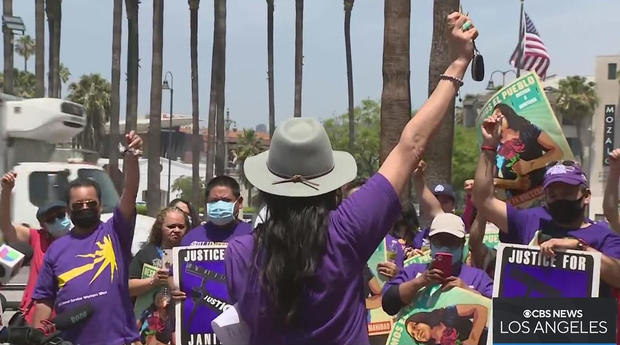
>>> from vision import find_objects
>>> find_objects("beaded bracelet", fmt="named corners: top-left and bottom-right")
top-left (439, 74), bottom-right (464, 87)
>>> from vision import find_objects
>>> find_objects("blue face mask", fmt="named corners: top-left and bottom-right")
top-left (430, 244), bottom-right (463, 265)
top-left (207, 200), bottom-right (237, 226)
top-left (46, 216), bottom-right (72, 238)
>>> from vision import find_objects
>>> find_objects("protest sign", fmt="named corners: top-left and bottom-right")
top-left (386, 285), bottom-right (492, 345)
top-left (477, 72), bottom-right (574, 208)
top-left (493, 243), bottom-right (601, 298)
top-left (366, 241), bottom-right (394, 335)
top-left (174, 243), bottom-right (230, 345)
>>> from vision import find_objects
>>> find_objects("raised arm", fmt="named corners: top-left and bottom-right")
top-left (604, 149), bottom-right (620, 234)
top-left (513, 131), bottom-right (563, 176)
top-left (455, 304), bottom-right (488, 345)
top-left (468, 213), bottom-right (490, 269)
top-left (413, 161), bottom-right (443, 217)
top-left (119, 131), bottom-right (142, 221)
top-left (472, 114), bottom-right (508, 233)
top-left (0, 172), bottom-right (31, 243)
top-left (379, 13), bottom-right (477, 198)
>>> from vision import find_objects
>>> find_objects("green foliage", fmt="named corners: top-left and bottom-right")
top-left (451, 125), bottom-right (478, 204)
top-left (323, 99), bottom-right (380, 178)
top-left (556, 76), bottom-right (598, 124)
top-left (136, 203), bottom-right (147, 215)
top-left (243, 207), bottom-right (256, 214)
top-left (15, 35), bottom-right (35, 71)
top-left (234, 129), bottom-right (266, 207)
top-left (67, 74), bottom-right (111, 151)
top-left (172, 176), bottom-right (206, 207)
top-left (0, 69), bottom-right (37, 98)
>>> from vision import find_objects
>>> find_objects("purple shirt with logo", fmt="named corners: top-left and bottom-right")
top-left (181, 220), bottom-right (252, 245)
top-left (225, 173), bottom-right (401, 345)
top-left (383, 263), bottom-right (494, 298)
top-left (33, 208), bottom-right (138, 345)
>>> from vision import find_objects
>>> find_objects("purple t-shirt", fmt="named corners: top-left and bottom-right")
top-left (383, 263), bottom-right (494, 298)
top-left (225, 173), bottom-right (401, 345)
top-left (413, 227), bottom-right (430, 249)
top-left (181, 220), bottom-right (252, 246)
top-left (33, 208), bottom-right (138, 345)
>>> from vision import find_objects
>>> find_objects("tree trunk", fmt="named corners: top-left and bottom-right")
top-left (214, 0), bottom-right (226, 176)
top-left (206, 0), bottom-right (219, 181)
top-left (125, 0), bottom-right (139, 132)
top-left (3, 0), bottom-right (14, 95)
top-left (267, 0), bottom-right (275, 137)
top-left (189, 0), bottom-right (201, 209)
top-left (147, 0), bottom-right (163, 216)
top-left (344, 0), bottom-right (355, 152)
top-left (380, 0), bottom-right (411, 198)
top-left (424, 0), bottom-right (459, 189)
top-left (293, 0), bottom-right (303, 117)
top-left (46, 0), bottom-right (61, 98)
top-left (109, 0), bottom-right (123, 192)
top-left (35, 0), bottom-right (45, 97)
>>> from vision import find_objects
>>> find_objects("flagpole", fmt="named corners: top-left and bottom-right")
top-left (516, 0), bottom-right (524, 77)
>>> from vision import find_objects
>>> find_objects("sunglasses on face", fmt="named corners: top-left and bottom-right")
top-left (545, 160), bottom-right (579, 169)
top-left (43, 211), bottom-right (66, 224)
top-left (71, 200), bottom-right (98, 211)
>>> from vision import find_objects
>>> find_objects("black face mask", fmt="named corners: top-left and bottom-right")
top-left (546, 197), bottom-right (585, 225)
top-left (71, 208), bottom-right (100, 228)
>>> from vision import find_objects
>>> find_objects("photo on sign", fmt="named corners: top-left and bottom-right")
top-left (386, 286), bottom-right (492, 345)
top-left (493, 243), bottom-right (601, 298)
top-left (173, 244), bottom-right (230, 345)
top-left (476, 72), bottom-right (574, 207)
top-left (365, 240), bottom-right (395, 336)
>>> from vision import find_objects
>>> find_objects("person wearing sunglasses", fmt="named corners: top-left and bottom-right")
top-left (473, 113), bottom-right (620, 296)
top-left (0, 172), bottom-right (72, 324)
top-left (32, 131), bottom-right (144, 345)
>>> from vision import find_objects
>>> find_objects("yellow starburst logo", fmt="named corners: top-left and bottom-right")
top-left (57, 235), bottom-right (118, 288)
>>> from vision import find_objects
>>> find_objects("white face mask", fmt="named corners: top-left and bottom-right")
top-left (206, 200), bottom-right (238, 226)
top-left (46, 216), bottom-right (72, 238)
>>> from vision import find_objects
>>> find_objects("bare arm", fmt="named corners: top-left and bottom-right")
top-left (515, 132), bottom-right (563, 175)
top-left (119, 131), bottom-right (142, 221)
top-left (365, 277), bottom-right (382, 309)
top-left (0, 172), bottom-right (30, 243)
top-left (129, 278), bottom-right (155, 297)
top-left (32, 300), bottom-right (54, 328)
top-left (456, 304), bottom-right (488, 345)
top-left (413, 162), bottom-right (443, 217)
top-left (587, 247), bottom-right (620, 289)
top-left (472, 115), bottom-right (508, 233)
top-left (468, 214), bottom-right (490, 269)
top-left (378, 13), bottom-right (477, 198)
top-left (604, 149), bottom-right (620, 234)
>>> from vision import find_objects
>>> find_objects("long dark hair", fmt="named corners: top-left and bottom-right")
top-left (390, 201), bottom-right (419, 245)
top-left (253, 190), bottom-right (337, 325)
top-left (495, 103), bottom-right (532, 132)
top-left (146, 206), bottom-right (190, 248)
top-left (169, 198), bottom-right (201, 229)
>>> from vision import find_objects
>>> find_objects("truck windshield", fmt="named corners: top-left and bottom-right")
top-left (28, 169), bottom-right (120, 213)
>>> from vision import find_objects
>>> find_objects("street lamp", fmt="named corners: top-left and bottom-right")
top-left (486, 69), bottom-right (517, 90)
top-left (162, 71), bottom-right (173, 204)
top-left (2, 15), bottom-right (25, 35)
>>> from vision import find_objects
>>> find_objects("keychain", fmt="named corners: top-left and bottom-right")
top-left (460, 6), bottom-right (485, 81)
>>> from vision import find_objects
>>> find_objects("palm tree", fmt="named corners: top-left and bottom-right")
top-left (109, 0), bottom-right (123, 190)
top-left (15, 35), bottom-right (35, 72)
top-left (422, 0), bottom-right (459, 189)
top-left (556, 76), bottom-right (598, 161)
top-left (344, 0), bottom-right (355, 152)
top-left (214, 0), bottom-right (227, 176)
top-left (189, 0), bottom-right (201, 209)
top-left (125, 0), bottom-right (139, 132)
top-left (35, 0), bottom-right (45, 97)
top-left (380, 0), bottom-right (411, 163)
top-left (266, 0), bottom-right (275, 136)
top-left (235, 129), bottom-right (264, 207)
top-left (3, 0), bottom-right (14, 94)
top-left (46, 0), bottom-right (62, 98)
top-left (58, 62), bottom-right (70, 97)
top-left (293, 0), bottom-right (303, 117)
top-left (147, 0), bottom-right (164, 216)
top-left (0, 69), bottom-right (36, 98)
top-left (67, 74), bottom-right (111, 151)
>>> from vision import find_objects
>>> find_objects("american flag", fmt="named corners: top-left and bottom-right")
top-left (510, 12), bottom-right (550, 78)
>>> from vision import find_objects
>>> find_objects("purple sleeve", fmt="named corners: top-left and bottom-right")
top-left (475, 271), bottom-right (494, 298)
top-left (504, 204), bottom-right (534, 245)
top-left (382, 264), bottom-right (423, 295)
top-left (331, 173), bottom-right (401, 262)
top-left (32, 252), bottom-right (57, 302)
top-left (599, 232), bottom-right (620, 260)
top-left (225, 236), bottom-right (252, 303)
top-left (413, 228), bottom-right (429, 249)
top-left (110, 207), bottom-right (136, 255)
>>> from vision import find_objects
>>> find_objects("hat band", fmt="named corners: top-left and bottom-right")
top-left (269, 164), bottom-right (335, 191)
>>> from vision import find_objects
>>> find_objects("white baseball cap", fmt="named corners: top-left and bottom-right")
top-left (429, 213), bottom-right (465, 238)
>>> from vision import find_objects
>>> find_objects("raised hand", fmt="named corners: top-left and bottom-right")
top-left (1, 172), bottom-right (17, 192)
top-left (124, 130), bottom-right (143, 157)
top-left (446, 12), bottom-right (478, 64)
top-left (609, 148), bottom-right (620, 174)
top-left (413, 160), bottom-right (427, 178)
top-left (481, 113), bottom-right (502, 148)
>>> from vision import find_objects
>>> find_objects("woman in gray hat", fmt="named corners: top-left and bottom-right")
top-left (225, 12), bottom-right (479, 345)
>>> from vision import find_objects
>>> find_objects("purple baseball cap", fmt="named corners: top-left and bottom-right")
top-left (543, 163), bottom-right (588, 189)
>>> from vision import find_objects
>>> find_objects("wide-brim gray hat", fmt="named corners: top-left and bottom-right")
top-left (244, 117), bottom-right (357, 197)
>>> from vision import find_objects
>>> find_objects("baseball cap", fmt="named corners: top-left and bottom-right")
top-left (543, 161), bottom-right (588, 189)
top-left (432, 184), bottom-right (456, 201)
top-left (36, 200), bottom-right (67, 221)
top-left (429, 213), bottom-right (465, 238)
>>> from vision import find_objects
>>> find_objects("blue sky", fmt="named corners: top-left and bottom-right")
top-left (5, 0), bottom-right (620, 130)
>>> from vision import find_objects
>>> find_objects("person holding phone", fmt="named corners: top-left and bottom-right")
top-left (381, 213), bottom-right (493, 316)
